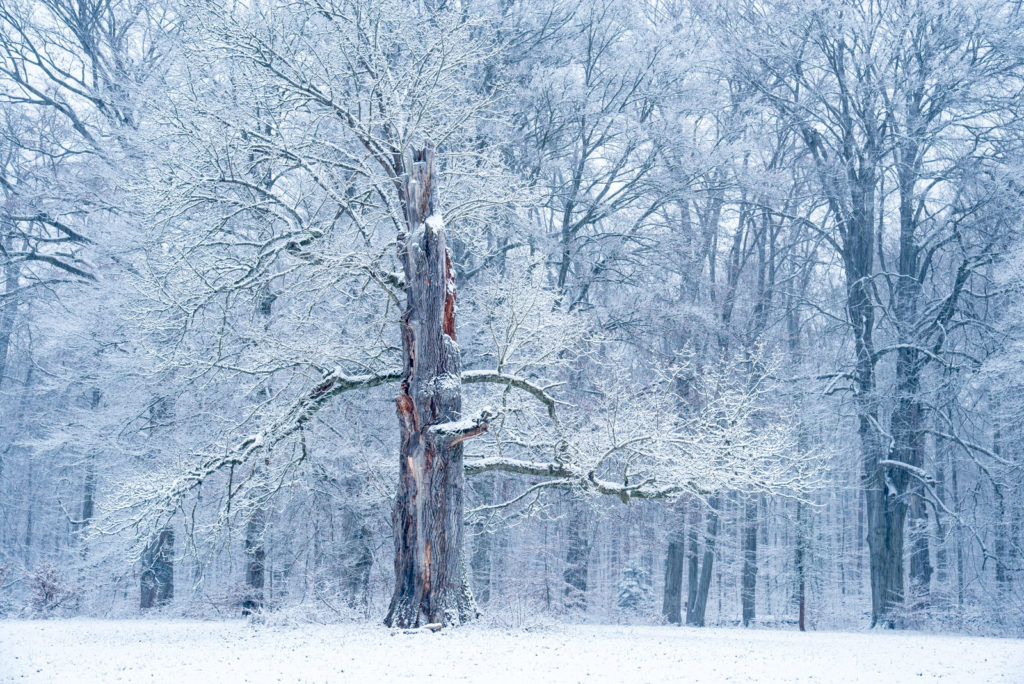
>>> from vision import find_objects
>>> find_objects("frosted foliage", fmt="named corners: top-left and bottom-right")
top-left (462, 250), bottom-right (588, 375)
top-left (1, 0), bottom-right (1023, 657)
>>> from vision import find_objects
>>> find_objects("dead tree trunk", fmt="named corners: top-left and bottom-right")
top-left (384, 147), bottom-right (485, 628)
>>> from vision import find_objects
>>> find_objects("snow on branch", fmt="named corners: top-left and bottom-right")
top-left (878, 459), bottom-right (935, 485)
top-left (429, 407), bottom-right (494, 446)
top-left (104, 352), bottom-right (818, 539)
top-left (464, 451), bottom-right (696, 504)
top-left (464, 352), bottom-right (823, 512)
top-left (101, 368), bottom-right (402, 535)
top-left (103, 368), bottom-right (548, 535)
top-left (461, 370), bottom-right (562, 420)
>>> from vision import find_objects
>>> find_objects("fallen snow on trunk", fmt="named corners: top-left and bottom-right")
top-left (1, 619), bottom-right (1022, 682)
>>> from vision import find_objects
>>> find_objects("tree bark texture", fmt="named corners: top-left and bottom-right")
top-left (691, 499), bottom-right (720, 627)
top-left (563, 503), bottom-right (591, 612)
top-left (0, 236), bottom-right (19, 392)
top-left (140, 528), bottom-right (174, 609)
top-left (685, 502), bottom-right (700, 625)
top-left (385, 147), bottom-right (481, 628)
top-left (243, 289), bottom-right (275, 616)
top-left (741, 496), bottom-right (758, 626)
top-left (687, 496), bottom-right (720, 626)
top-left (662, 505), bottom-right (685, 625)
top-left (242, 506), bottom-right (266, 615)
top-left (796, 500), bottom-right (806, 631)
top-left (890, 135), bottom-right (932, 614)
top-left (835, 173), bottom-right (909, 628)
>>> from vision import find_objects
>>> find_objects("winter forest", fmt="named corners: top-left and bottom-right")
top-left (3, 0), bottom-right (1024, 671)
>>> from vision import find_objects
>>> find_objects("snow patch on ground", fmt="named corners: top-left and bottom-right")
top-left (1, 619), bottom-right (1022, 682)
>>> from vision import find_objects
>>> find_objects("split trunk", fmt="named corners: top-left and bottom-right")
top-left (384, 147), bottom-right (481, 628)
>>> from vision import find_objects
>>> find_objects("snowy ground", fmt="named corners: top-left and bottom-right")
top-left (1, 619), bottom-right (1023, 683)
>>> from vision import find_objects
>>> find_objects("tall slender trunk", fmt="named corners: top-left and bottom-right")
top-left (662, 197), bottom-right (700, 628)
top-left (74, 388), bottom-right (102, 596)
top-left (835, 172), bottom-right (907, 627)
top-left (242, 289), bottom-right (276, 616)
top-left (141, 397), bottom-right (174, 609)
top-left (5, 365), bottom-right (33, 560)
top-left (662, 503), bottom-right (685, 624)
top-left (78, 463), bottom-right (96, 542)
top-left (241, 506), bottom-right (266, 615)
top-left (890, 134), bottom-right (931, 614)
top-left (786, 292), bottom-right (810, 631)
top-left (949, 450), bottom-right (964, 618)
top-left (739, 208), bottom-right (774, 628)
top-left (23, 457), bottom-right (34, 565)
top-left (796, 500), bottom-right (806, 631)
top-left (688, 496), bottom-right (720, 627)
top-left (995, 497), bottom-right (1010, 596)
top-left (341, 475), bottom-right (373, 610)
top-left (468, 476), bottom-right (492, 605)
top-left (685, 502), bottom-right (700, 625)
top-left (563, 502), bottom-right (591, 612)
top-left (385, 147), bottom-right (482, 628)
top-left (993, 427), bottom-right (1011, 604)
top-left (741, 495), bottom-right (758, 626)
top-left (140, 528), bottom-right (174, 609)
top-left (0, 244), bottom-right (21, 501)
top-left (0, 254), bottom-right (18, 392)
top-left (470, 519), bottom-right (491, 605)
top-left (933, 432), bottom-right (949, 595)
top-left (556, 155), bottom-right (586, 292)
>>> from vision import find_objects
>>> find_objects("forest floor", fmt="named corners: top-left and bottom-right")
top-left (1, 618), bottom-right (1022, 682)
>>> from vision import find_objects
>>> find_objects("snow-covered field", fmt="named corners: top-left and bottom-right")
top-left (1, 619), bottom-right (1022, 683)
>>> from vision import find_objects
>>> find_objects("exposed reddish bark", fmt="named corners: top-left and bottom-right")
top-left (384, 147), bottom-right (483, 628)
top-left (443, 251), bottom-right (456, 340)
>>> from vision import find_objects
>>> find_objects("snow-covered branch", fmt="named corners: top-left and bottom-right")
top-left (429, 407), bottom-right (494, 446)
top-left (102, 368), bottom-right (402, 532)
top-left (461, 370), bottom-right (562, 420)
